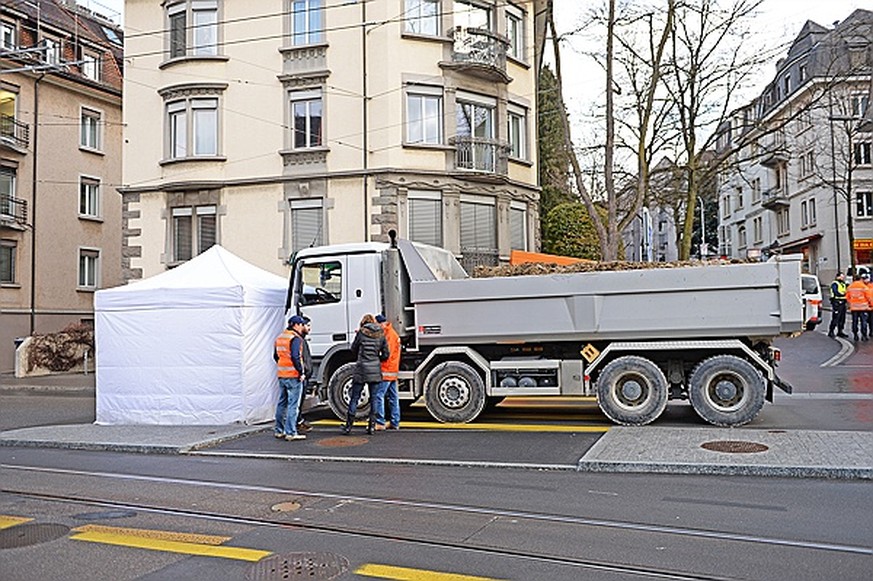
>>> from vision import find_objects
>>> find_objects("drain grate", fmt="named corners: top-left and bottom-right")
top-left (247, 552), bottom-right (348, 580)
top-left (701, 440), bottom-right (769, 454)
top-left (317, 436), bottom-right (369, 448)
top-left (0, 523), bottom-right (70, 550)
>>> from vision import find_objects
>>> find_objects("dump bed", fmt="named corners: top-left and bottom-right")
top-left (409, 256), bottom-right (803, 345)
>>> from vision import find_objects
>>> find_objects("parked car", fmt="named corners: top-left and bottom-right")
top-left (801, 274), bottom-right (823, 331)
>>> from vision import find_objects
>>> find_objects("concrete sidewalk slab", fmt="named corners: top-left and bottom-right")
top-left (578, 427), bottom-right (873, 480)
top-left (0, 423), bottom-right (265, 454)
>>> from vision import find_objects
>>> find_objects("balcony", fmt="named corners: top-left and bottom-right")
top-left (441, 27), bottom-right (510, 83)
top-left (759, 142), bottom-right (789, 168)
top-left (0, 194), bottom-right (27, 228)
top-left (452, 136), bottom-right (510, 177)
top-left (0, 114), bottom-right (30, 152)
top-left (760, 186), bottom-right (790, 210)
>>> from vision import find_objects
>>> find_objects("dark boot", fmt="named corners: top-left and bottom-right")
top-left (342, 414), bottom-right (353, 435)
top-left (366, 410), bottom-right (375, 435)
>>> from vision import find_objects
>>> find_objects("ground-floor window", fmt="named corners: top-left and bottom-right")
top-left (78, 248), bottom-right (99, 289)
top-left (172, 205), bottom-right (216, 263)
top-left (290, 199), bottom-right (323, 253)
top-left (857, 192), bottom-right (873, 218)
top-left (0, 239), bottom-right (15, 283)
top-left (408, 190), bottom-right (442, 247)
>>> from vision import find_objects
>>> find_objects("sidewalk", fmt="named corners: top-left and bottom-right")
top-left (0, 371), bottom-right (95, 392)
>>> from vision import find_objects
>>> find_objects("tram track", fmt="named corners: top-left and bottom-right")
top-left (2, 462), bottom-right (870, 581)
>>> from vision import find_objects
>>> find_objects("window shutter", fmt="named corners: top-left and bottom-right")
top-left (292, 206), bottom-right (323, 252)
top-left (409, 198), bottom-right (442, 247)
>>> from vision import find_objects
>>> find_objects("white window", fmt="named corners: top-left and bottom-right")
top-left (510, 203), bottom-right (527, 251)
top-left (79, 177), bottom-right (100, 218)
top-left (777, 208), bottom-right (790, 235)
top-left (799, 150), bottom-right (814, 177)
top-left (290, 199), bottom-right (323, 252)
top-left (751, 178), bottom-right (761, 203)
top-left (721, 194), bottom-right (730, 218)
top-left (408, 190), bottom-right (442, 247)
top-left (738, 225), bottom-right (747, 249)
top-left (80, 108), bottom-right (101, 150)
top-left (1, 22), bottom-right (14, 50)
top-left (454, 0), bottom-right (492, 30)
top-left (753, 216), bottom-right (763, 243)
top-left (782, 74), bottom-right (790, 96)
top-left (857, 192), bottom-right (873, 218)
top-left (405, 0), bottom-right (439, 36)
top-left (506, 6), bottom-right (524, 61)
top-left (735, 186), bottom-right (744, 209)
top-left (289, 90), bottom-right (323, 149)
top-left (168, 0), bottom-right (219, 58)
top-left (172, 205), bottom-right (216, 262)
top-left (407, 90), bottom-right (442, 145)
top-left (460, 196), bottom-right (496, 252)
top-left (0, 168), bottom-right (15, 218)
top-left (78, 248), bottom-right (99, 289)
top-left (854, 142), bottom-right (872, 166)
top-left (0, 239), bottom-right (14, 284)
top-left (43, 37), bottom-right (61, 65)
top-left (850, 94), bottom-right (869, 118)
top-left (291, 0), bottom-right (323, 46)
top-left (167, 97), bottom-right (219, 159)
top-left (799, 63), bottom-right (807, 82)
top-left (508, 105), bottom-right (526, 159)
top-left (81, 52), bottom-right (100, 80)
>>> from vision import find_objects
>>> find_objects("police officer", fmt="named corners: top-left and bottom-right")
top-left (828, 271), bottom-right (848, 339)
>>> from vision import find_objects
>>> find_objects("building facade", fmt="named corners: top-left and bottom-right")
top-left (715, 10), bottom-right (873, 284)
top-left (122, 0), bottom-right (540, 282)
top-left (0, 0), bottom-right (123, 372)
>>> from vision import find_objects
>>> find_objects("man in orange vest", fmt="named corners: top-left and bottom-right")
top-left (273, 315), bottom-right (308, 440)
top-left (373, 314), bottom-right (402, 431)
top-left (846, 272), bottom-right (871, 342)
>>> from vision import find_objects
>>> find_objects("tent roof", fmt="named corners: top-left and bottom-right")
top-left (95, 246), bottom-right (288, 310)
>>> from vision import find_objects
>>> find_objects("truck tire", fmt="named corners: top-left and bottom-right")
top-left (688, 355), bottom-right (765, 427)
top-left (595, 356), bottom-right (668, 426)
top-left (327, 362), bottom-right (370, 420)
top-left (424, 361), bottom-right (486, 423)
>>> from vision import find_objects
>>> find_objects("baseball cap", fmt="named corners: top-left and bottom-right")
top-left (288, 315), bottom-right (306, 326)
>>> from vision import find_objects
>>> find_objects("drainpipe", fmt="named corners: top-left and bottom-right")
top-left (29, 73), bottom-right (44, 336)
top-left (362, 0), bottom-right (369, 241)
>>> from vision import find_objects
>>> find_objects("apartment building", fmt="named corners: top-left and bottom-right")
top-left (122, 0), bottom-right (541, 282)
top-left (0, 0), bottom-right (123, 372)
top-left (715, 10), bottom-right (873, 284)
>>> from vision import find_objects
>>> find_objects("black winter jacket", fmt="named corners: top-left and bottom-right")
top-left (350, 322), bottom-right (389, 383)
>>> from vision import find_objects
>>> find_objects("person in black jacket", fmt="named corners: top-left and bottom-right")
top-left (344, 314), bottom-right (389, 435)
top-left (295, 316), bottom-right (314, 434)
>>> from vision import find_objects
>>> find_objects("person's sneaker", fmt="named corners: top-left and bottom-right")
top-left (285, 434), bottom-right (306, 441)
top-left (273, 432), bottom-right (285, 439)
top-left (374, 423), bottom-right (387, 431)
top-left (297, 422), bottom-right (312, 434)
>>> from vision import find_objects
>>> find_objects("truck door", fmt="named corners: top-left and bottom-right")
top-left (295, 257), bottom-right (348, 357)
top-left (344, 253), bottom-right (383, 337)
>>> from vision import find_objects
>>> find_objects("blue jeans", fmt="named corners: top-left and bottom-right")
top-left (275, 377), bottom-right (303, 436)
top-left (374, 380), bottom-right (400, 427)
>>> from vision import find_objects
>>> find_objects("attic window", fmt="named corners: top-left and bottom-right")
top-left (102, 26), bottom-right (121, 46)
top-left (798, 63), bottom-right (807, 82)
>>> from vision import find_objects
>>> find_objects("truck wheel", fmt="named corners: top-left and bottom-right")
top-left (688, 355), bottom-right (765, 427)
top-left (327, 362), bottom-right (370, 420)
top-left (595, 356), bottom-right (668, 425)
top-left (424, 361), bottom-right (486, 423)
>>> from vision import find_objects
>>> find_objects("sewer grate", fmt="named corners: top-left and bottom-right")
top-left (701, 440), bottom-right (769, 454)
top-left (247, 552), bottom-right (348, 580)
top-left (0, 523), bottom-right (70, 550)
top-left (317, 436), bottom-right (369, 448)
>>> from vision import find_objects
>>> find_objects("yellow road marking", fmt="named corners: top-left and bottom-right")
top-left (69, 531), bottom-right (271, 562)
top-left (314, 420), bottom-right (609, 433)
top-left (356, 563), bottom-right (506, 580)
top-left (73, 524), bottom-right (231, 545)
top-left (0, 515), bottom-right (33, 529)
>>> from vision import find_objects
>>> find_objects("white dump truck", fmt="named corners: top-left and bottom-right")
top-left (288, 232), bottom-right (803, 427)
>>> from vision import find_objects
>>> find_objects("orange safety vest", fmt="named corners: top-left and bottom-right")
top-left (275, 329), bottom-right (304, 378)
top-left (865, 283), bottom-right (873, 310)
top-left (846, 280), bottom-right (870, 312)
top-left (380, 321), bottom-right (401, 381)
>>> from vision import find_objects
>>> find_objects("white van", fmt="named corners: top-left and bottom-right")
top-left (801, 274), bottom-right (823, 331)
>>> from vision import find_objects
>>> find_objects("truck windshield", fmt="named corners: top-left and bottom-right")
top-left (298, 261), bottom-right (342, 305)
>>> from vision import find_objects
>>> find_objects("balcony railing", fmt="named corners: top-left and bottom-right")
top-left (759, 142), bottom-right (789, 168)
top-left (446, 26), bottom-right (509, 82)
top-left (452, 136), bottom-right (510, 175)
top-left (760, 186), bottom-right (790, 210)
top-left (0, 193), bottom-right (27, 226)
top-left (0, 114), bottom-right (30, 150)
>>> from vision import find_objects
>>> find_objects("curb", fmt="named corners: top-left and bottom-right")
top-left (576, 460), bottom-right (873, 480)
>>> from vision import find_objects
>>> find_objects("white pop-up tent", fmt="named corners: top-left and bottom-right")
top-left (94, 246), bottom-right (289, 425)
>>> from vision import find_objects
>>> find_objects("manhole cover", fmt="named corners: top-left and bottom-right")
top-left (247, 552), bottom-right (348, 580)
top-left (73, 510), bottom-right (137, 521)
top-left (317, 436), bottom-right (369, 448)
top-left (701, 440), bottom-right (769, 454)
top-left (270, 501), bottom-right (301, 513)
top-left (0, 523), bottom-right (70, 550)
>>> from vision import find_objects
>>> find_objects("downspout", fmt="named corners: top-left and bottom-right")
top-left (362, 0), bottom-right (369, 241)
top-left (29, 73), bottom-right (44, 335)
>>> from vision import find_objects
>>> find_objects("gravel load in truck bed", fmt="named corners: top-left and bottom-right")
top-left (472, 258), bottom-right (756, 278)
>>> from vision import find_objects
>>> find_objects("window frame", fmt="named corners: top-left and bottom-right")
top-left (854, 142), bottom-right (872, 166)
top-left (81, 51), bottom-right (100, 81)
top-left (506, 5), bottom-right (525, 62)
top-left (290, 0), bottom-right (324, 46)
top-left (460, 194), bottom-right (497, 252)
top-left (77, 247), bottom-right (100, 290)
top-left (290, 198), bottom-right (324, 253)
top-left (78, 175), bottom-right (101, 219)
top-left (165, 96), bottom-right (220, 160)
top-left (856, 191), bottom-right (873, 218)
top-left (407, 190), bottom-right (443, 248)
top-left (80, 107), bottom-right (102, 152)
top-left (0, 167), bottom-right (15, 218)
top-left (289, 89), bottom-right (323, 150)
top-left (406, 87), bottom-right (443, 145)
top-left (509, 201), bottom-right (527, 251)
top-left (0, 239), bottom-right (15, 284)
top-left (0, 21), bottom-right (14, 51)
top-left (507, 103), bottom-right (527, 160)
top-left (453, 0), bottom-right (493, 32)
top-left (166, 0), bottom-right (220, 59)
top-left (404, 0), bottom-right (440, 36)
top-left (170, 204), bottom-right (218, 264)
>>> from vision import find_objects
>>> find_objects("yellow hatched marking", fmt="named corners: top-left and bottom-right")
top-left (73, 524), bottom-right (231, 545)
top-left (314, 420), bottom-right (608, 433)
top-left (0, 515), bottom-right (33, 529)
top-left (69, 531), bottom-right (271, 562)
top-left (356, 563), bottom-right (506, 581)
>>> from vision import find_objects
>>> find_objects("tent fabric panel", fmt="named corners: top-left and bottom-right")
top-left (240, 306), bottom-right (286, 424)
